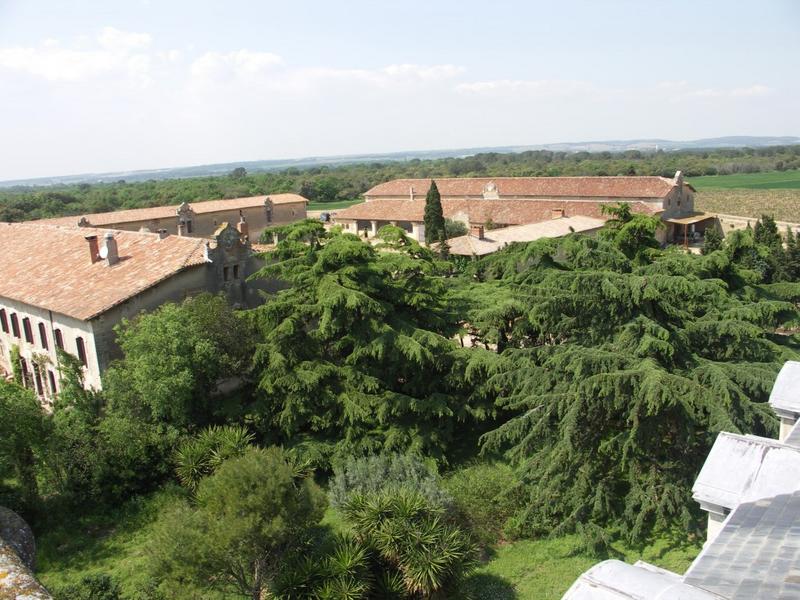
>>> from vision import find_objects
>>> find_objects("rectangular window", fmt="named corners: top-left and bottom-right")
top-left (10, 313), bottom-right (20, 338)
top-left (38, 322), bottom-right (48, 350)
top-left (233, 264), bottom-right (240, 280)
top-left (223, 266), bottom-right (230, 281)
top-left (34, 367), bottom-right (43, 396)
top-left (20, 357), bottom-right (28, 386)
top-left (22, 317), bottom-right (33, 343)
top-left (186, 220), bottom-right (193, 234)
top-left (76, 336), bottom-right (87, 367)
top-left (55, 328), bottom-right (64, 350)
top-left (48, 370), bottom-right (57, 395)
top-left (0, 309), bottom-right (7, 334)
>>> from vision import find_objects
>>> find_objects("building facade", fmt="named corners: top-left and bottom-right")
top-left (0, 221), bottom-right (273, 402)
top-left (335, 173), bottom-right (700, 244)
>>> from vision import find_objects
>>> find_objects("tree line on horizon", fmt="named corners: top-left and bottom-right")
top-left (1, 145), bottom-right (799, 222)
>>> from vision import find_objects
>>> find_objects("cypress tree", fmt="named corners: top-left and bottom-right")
top-left (424, 180), bottom-right (445, 245)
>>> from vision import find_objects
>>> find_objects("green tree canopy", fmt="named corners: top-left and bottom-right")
top-left (149, 446), bottom-right (326, 599)
top-left (465, 235), bottom-right (800, 539)
top-left (247, 222), bottom-right (485, 465)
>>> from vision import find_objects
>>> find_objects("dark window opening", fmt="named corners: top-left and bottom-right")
top-left (34, 367), bottom-right (43, 396)
top-left (10, 313), bottom-right (20, 338)
top-left (266, 207), bottom-right (272, 223)
top-left (76, 336), bottom-right (87, 367)
top-left (223, 266), bottom-right (230, 281)
top-left (22, 317), bottom-right (33, 343)
top-left (186, 220), bottom-right (193, 234)
top-left (0, 309), bottom-right (7, 333)
top-left (48, 370), bottom-right (57, 395)
top-left (38, 322), bottom-right (48, 349)
top-left (233, 264), bottom-right (240, 279)
top-left (19, 357), bottom-right (29, 386)
top-left (55, 329), bottom-right (64, 350)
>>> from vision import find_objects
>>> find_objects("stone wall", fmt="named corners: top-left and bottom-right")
top-left (0, 507), bottom-right (51, 599)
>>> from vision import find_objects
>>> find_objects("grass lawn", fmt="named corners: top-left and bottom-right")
top-left (306, 198), bottom-right (364, 211)
top-left (36, 490), bottom-right (702, 600)
top-left (470, 533), bottom-right (702, 600)
top-left (35, 486), bottom-right (190, 597)
top-left (688, 170), bottom-right (800, 190)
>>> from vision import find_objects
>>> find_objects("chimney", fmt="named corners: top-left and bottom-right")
top-left (551, 208), bottom-right (565, 219)
top-left (157, 229), bottom-right (168, 239)
top-left (102, 232), bottom-right (119, 266)
top-left (410, 186), bottom-right (415, 201)
top-left (470, 224), bottom-right (485, 240)
top-left (178, 222), bottom-right (185, 237)
top-left (674, 170), bottom-right (684, 185)
top-left (237, 211), bottom-right (249, 238)
top-left (85, 235), bottom-right (100, 264)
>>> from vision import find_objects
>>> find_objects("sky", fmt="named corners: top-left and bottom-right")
top-left (0, 0), bottom-right (798, 181)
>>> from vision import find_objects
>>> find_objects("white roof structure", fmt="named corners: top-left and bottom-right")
top-left (683, 491), bottom-right (800, 599)
top-left (768, 360), bottom-right (800, 417)
top-left (447, 215), bottom-right (605, 256)
top-left (563, 560), bottom-right (724, 599)
top-left (691, 432), bottom-right (800, 514)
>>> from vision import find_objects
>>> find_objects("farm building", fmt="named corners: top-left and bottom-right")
top-left (36, 193), bottom-right (308, 241)
top-left (335, 172), bottom-right (710, 245)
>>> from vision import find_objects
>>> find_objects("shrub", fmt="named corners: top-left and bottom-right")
top-left (328, 453), bottom-right (451, 509)
top-left (444, 462), bottom-right (527, 544)
top-left (53, 574), bottom-right (122, 600)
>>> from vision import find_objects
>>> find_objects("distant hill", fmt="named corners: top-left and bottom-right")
top-left (2, 136), bottom-right (798, 188)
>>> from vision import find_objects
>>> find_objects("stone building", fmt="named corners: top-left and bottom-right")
top-left (335, 173), bottom-right (705, 245)
top-left (0, 221), bottom-right (271, 401)
top-left (37, 193), bottom-right (308, 241)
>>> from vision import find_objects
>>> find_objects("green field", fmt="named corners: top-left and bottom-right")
top-left (306, 198), bottom-right (364, 211)
top-left (688, 170), bottom-right (800, 190)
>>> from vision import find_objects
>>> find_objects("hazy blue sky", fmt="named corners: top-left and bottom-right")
top-left (0, 0), bottom-right (798, 180)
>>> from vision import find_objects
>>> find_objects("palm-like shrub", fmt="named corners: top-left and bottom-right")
top-left (174, 425), bottom-right (255, 490)
top-left (343, 490), bottom-right (477, 598)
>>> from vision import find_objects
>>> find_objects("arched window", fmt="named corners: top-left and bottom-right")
top-left (0, 309), bottom-right (7, 334)
top-left (55, 329), bottom-right (64, 350)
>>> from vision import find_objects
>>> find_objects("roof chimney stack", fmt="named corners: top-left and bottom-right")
top-left (237, 210), bottom-right (249, 238)
top-left (410, 186), bottom-right (415, 201)
top-left (102, 232), bottom-right (119, 266)
top-left (470, 224), bottom-right (485, 240)
top-left (157, 229), bottom-right (168, 239)
top-left (85, 235), bottom-right (99, 264)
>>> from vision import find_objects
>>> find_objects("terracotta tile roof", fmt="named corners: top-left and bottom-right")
top-left (447, 216), bottom-right (606, 256)
top-left (334, 198), bottom-right (660, 226)
top-left (0, 222), bottom-right (209, 321)
top-left (365, 177), bottom-right (679, 199)
top-left (36, 194), bottom-right (308, 227)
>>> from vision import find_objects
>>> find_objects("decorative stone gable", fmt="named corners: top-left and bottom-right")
top-left (482, 181), bottom-right (500, 200)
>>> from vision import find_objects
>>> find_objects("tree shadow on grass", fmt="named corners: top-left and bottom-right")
top-left (466, 573), bottom-right (517, 600)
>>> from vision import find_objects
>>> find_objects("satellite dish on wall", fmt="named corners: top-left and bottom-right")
top-left (98, 246), bottom-right (109, 259)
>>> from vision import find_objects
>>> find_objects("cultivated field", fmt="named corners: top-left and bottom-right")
top-left (689, 170), bottom-right (800, 190)
top-left (694, 189), bottom-right (800, 222)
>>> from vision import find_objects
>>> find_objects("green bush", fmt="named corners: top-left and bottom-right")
top-left (328, 453), bottom-right (452, 510)
top-left (53, 574), bottom-right (122, 600)
top-left (444, 463), bottom-right (527, 545)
